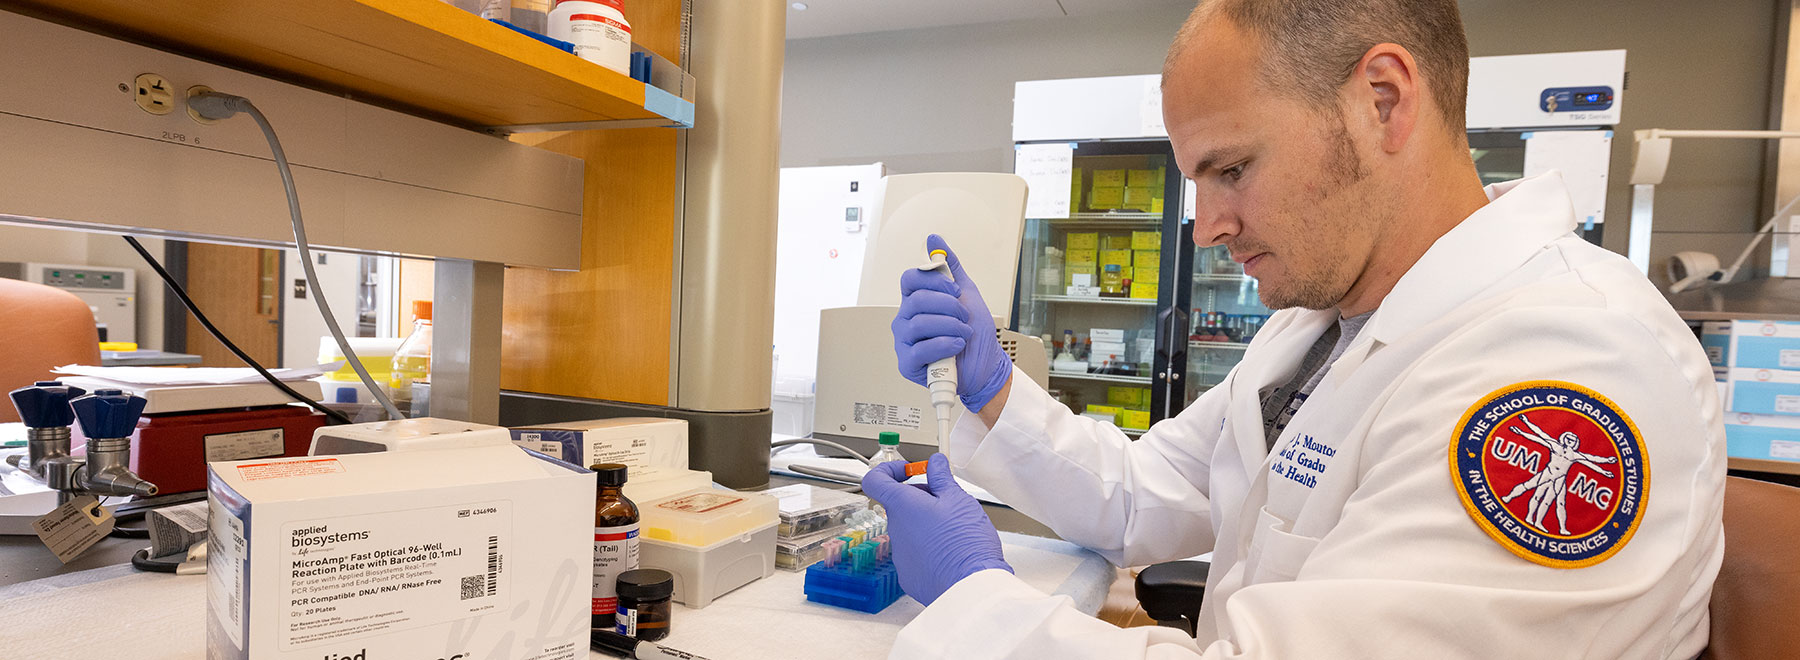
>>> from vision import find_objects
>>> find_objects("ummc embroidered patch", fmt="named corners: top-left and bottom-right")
top-left (1450, 381), bottom-right (1648, 568)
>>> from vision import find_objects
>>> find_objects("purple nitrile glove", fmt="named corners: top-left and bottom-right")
top-left (891, 234), bottom-right (1014, 412)
top-left (860, 454), bottom-right (1011, 606)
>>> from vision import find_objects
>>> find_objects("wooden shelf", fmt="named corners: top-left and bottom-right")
top-left (2, 0), bottom-right (686, 130)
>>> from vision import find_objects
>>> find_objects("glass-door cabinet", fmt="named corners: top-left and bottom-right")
top-left (1012, 138), bottom-right (1274, 434)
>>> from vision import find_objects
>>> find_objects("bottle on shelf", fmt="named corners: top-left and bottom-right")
top-left (870, 431), bottom-right (906, 468)
top-left (390, 301), bottom-right (432, 405)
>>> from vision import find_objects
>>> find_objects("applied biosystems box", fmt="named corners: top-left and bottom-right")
top-left (205, 444), bottom-right (594, 660)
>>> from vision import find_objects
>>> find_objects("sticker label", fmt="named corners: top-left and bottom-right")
top-left (593, 523), bottom-right (640, 616)
top-left (1781, 349), bottom-right (1800, 369)
top-left (656, 492), bottom-right (744, 514)
top-left (278, 501), bottom-right (510, 650)
top-left (1705, 346), bottom-right (1724, 363)
top-left (1451, 381), bottom-right (1648, 568)
top-left (1771, 439), bottom-right (1800, 460)
top-left (32, 495), bottom-right (114, 563)
top-left (238, 458), bottom-right (342, 481)
top-left (1778, 395), bottom-right (1800, 414)
top-left (209, 504), bottom-right (248, 650)
top-left (853, 402), bottom-right (921, 429)
top-left (205, 428), bottom-right (286, 462)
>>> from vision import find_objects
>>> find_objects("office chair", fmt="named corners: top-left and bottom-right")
top-left (1134, 560), bottom-right (1209, 636)
top-left (0, 278), bottom-right (101, 423)
top-left (1701, 475), bottom-right (1800, 660)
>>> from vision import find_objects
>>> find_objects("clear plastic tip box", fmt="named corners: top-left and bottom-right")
top-left (767, 483), bottom-right (868, 538)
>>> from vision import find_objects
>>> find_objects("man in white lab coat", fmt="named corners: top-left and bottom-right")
top-left (867, 0), bottom-right (1726, 657)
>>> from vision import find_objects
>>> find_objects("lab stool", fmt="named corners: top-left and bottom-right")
top-left (1133, 560), bottom-right (1209, 636)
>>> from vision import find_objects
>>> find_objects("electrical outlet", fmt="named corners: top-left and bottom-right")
top-left (185, 85), bottom-right (218, 124)
top-left (133, 73), bottom-right (173, 115)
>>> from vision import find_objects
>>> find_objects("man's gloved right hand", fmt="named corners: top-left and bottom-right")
top-left (891, 234), bottom-right (1013, 412)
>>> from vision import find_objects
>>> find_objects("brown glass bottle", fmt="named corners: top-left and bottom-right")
top-left (591, 463), bottom-right (640, 631)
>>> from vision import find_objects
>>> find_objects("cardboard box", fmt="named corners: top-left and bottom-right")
top-left (1133, 267), bottom-right (1159, 285)
top-left (1130, 281), bottom-right (1159, 300)
top-left (1100, 264), bottom-right (1126, 294)
top-left (1708, 320), bottom-right (1800, 369)
top-left (1131, 231), bottom-right (1161, 251)
top-left (1085, 405), bottom-right (1123, 425)
top-left (206, 445), bottom-right (591, 659)
top-left (1099, 249), bottom-right (1132, 269)
top-left (1090, 186), bottom-right (1125, 209)
top-left (1066, 248), bottom-right (1098, 264)
top-left (1121, 410), bottom-right (1151, 431)
top-left (1726, 367), bottom-right (1800, 416)
top-left (1092, 169), bottom-right (1127, 187)
top-left (1134, 250), bottom-right (1161, 270)
top-left (1724, 411), bottom-right (1800, 462)
top-left (1127, 169), bottom-right (1160, 187)
top-left (1107, 386), bottom-right (1149, 408)
top-left (1065, 263), bottom-right (1098, 288)
top-left (1124, 187), bottom-right (1158, 211)
top-left (1066, 233), bottom-right (1099, 251)
top-left (1089, 341), bottom-right (1129, 368)
top-left (511, 418), bottom-right (689, 469)
top-left (1101, 236), bottom-right (1131, 250)
top-left (1700, 321), bottom-right (1731, 367)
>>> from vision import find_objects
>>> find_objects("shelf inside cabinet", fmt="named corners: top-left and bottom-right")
top-left (1189, 341), bottom-right (1250, 351)
top-left (1035, 294), bottom-right (1157, 307)
top-left (1049, 371), bottom-right (1154, 385)
top-left (3, 0), bottom-right (691, 130)
top-left (1041, 214), bottom-right (1163, 230)
top-left (1193, 273), bottom-right (1251, 284)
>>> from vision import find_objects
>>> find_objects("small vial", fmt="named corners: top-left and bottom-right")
top-left (592, 463), bottom-right (640, 631)
top-left (615, 568), bottom-right (674, 642)
top-left (870, 431), bottom-right (905, 467)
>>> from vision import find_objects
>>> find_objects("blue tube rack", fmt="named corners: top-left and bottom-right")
top-left (804, 558), bottom-right (903, 613)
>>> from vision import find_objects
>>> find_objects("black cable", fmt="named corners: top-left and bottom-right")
top-left (122, 235), bottom-right (354, 425)
top-left (109, 525), bottom-right (150, 539)
top-left (130, 547), bottom-right (180, 573)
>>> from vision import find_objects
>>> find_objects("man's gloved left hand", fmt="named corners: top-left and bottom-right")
top-left (861, 454), bottom-right (1011, 606)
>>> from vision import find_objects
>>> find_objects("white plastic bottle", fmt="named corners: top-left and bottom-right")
top-left (548, 0), bottom-right (633, 76)
top-left (390, 301), bottom-right (432, 406)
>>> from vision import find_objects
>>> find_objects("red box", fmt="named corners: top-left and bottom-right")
top-left (127, 406), bottom-right (326, 495)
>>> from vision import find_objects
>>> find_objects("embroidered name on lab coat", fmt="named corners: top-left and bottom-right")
top-left (1269, 433), bottom-right (1336, 489)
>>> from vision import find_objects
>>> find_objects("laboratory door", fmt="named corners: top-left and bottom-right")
top-left (182, 242), bottom-right (282, 367)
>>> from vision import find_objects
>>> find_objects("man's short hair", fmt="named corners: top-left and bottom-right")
top-left (1166, 0), bottom-right (1470, 136)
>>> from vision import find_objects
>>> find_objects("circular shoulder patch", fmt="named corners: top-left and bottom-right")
top-left (1449, 381), bottom-right (1649, 568)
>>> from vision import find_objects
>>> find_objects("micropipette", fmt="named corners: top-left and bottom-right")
top-left (919, 248), bottom-right (959, 455)
top-left (592, 629), bottom-right (712, 660)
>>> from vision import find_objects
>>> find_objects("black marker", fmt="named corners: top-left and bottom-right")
top-left (592, 629), bottom-right (712, 660)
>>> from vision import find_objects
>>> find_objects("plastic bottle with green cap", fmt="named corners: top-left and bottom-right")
top-left (869, 431), bottom-right (906, 468)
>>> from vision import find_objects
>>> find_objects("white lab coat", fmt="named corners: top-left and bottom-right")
top-left (892, 174), bottom-right (1726, 659)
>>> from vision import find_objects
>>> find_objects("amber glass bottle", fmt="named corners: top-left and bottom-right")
top-left (591, 463), bottom-right (640, 630)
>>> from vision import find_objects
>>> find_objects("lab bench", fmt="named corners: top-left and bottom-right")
top-left (0, 531), bottom-right (1111, 659)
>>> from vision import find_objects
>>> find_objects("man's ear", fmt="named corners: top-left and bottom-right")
top-left (1351, 43), bottom-right (1421, 154)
